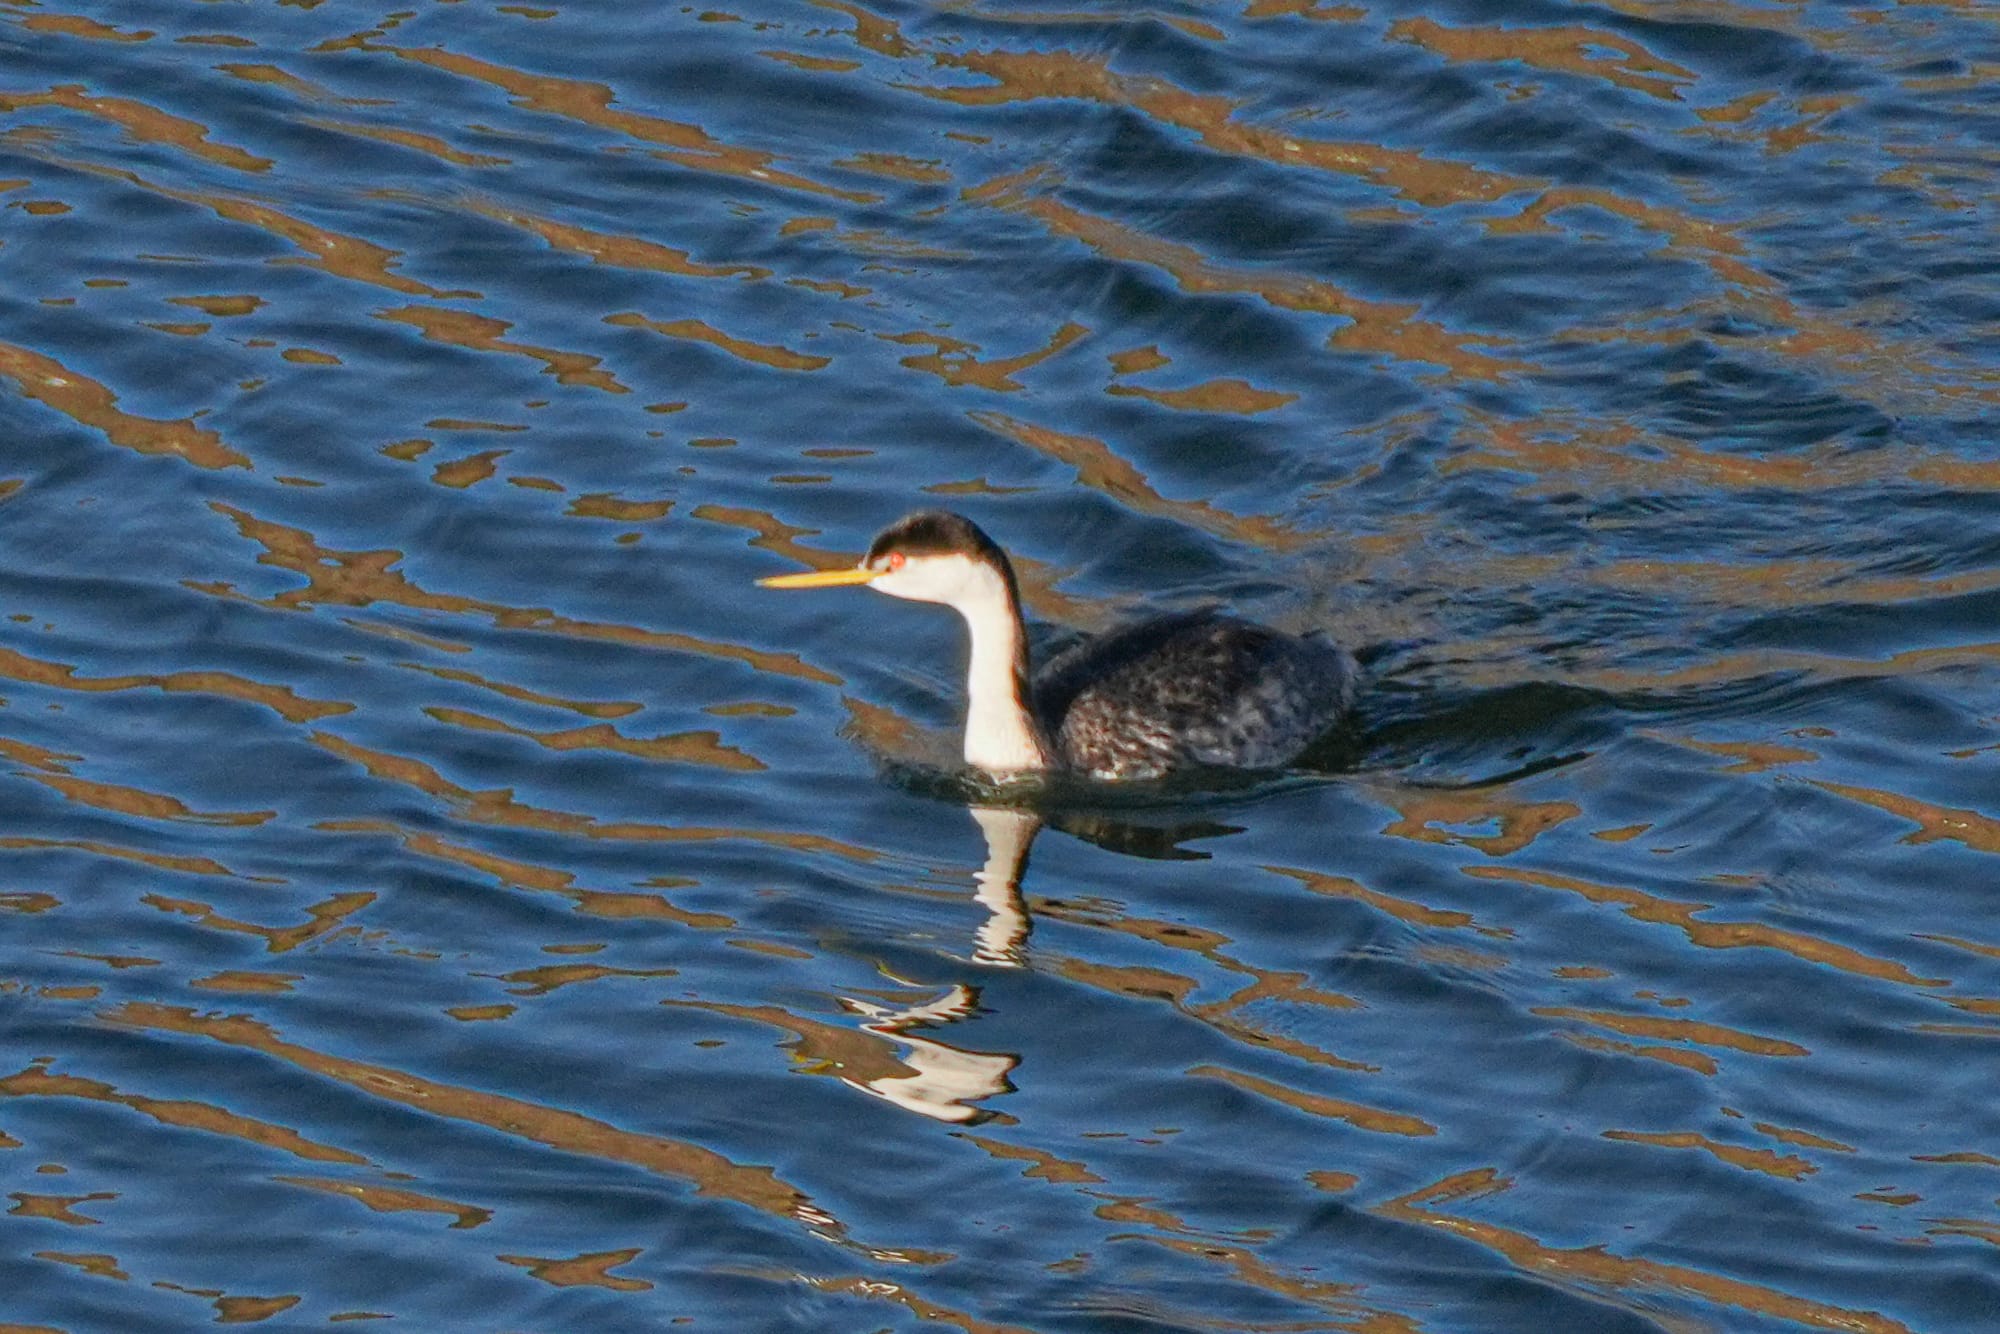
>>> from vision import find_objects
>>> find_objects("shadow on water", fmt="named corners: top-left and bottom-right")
top-left (1359, 677), bottom-right (1614, 787)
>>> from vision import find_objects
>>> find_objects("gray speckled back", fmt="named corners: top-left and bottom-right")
top-left (1034, 610), bottom-right (1357, 780)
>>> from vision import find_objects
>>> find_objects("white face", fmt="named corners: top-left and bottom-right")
top-left (865, 551), bottom-right (997, 610)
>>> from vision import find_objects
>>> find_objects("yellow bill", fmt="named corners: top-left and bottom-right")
top-left (757, 566), bottom-right (881, 589)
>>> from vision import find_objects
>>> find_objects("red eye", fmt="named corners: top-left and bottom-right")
top-left (887, 551), bottom-right (905, 571)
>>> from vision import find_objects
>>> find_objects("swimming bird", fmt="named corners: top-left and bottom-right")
top-left (758, 511), bottom-right (1357, 781)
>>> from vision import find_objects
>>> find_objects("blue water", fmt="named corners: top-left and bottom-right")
top-left (1, 1), bottom-right (1997, 1329)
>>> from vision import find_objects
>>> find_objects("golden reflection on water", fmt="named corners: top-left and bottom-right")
top-left (1104, 374), bottom-right (1297, 416)
top-left (1387, 18), bottom-right (1697, 100)
top-left (312, 816), bottom-right (720, 928)
top-left (0, 85), bottom-right (272, 172)
top-left (1087, 1234), bottom-right (1406, 1333)
top-left (789, 0), bottom-right (1993, 416)
top-left (422, 704), bottom-right (766, 771)
top-left (0, 339), bottom-right (248, 469)
top-left (1378, 1169), bottom-right (1916, 1334)
top-left (145, 891), bottom-right (375, 953)
top-left (1464, 864), bottom-right (1947, 988)
top-left (499, 1246), bottom-right (653, 1291)
top-left (1600, 1127), bottom-right (1816, 1182)
top-left (606, 311), bottom-right (832, 372)
top-left (314, 765), bottom-right (874, 868)
top-left (1, 1063), bottom-right (367, 1166)
top-left (1377, 783), bottom-right (1581, 858)
top-left (883, 321), bottom-right (1088, 393)
top-left (105, 1002), bottom-right (828, 1224)
top-left (20, 15), bottom-right (154, 44)
top-left (9, 1188), bottom-right (117, 1225)
top-left (968, 168), bottom-right (1524, 380)
top-left (28, 770), bottom-right (273, 827)
top-left (795, 1273), bottom-right (1036, 1334)
top-left (1814, 779), bottom-right (2000, 857)
top-left (203, 500), bottom-right (839, 683)
top-left (379, 305), bottom-right (631, 393)
top-left (1263, 864), bottom-right (1481, 931)
top-left (971, 410), bottom-right (1317, 554)
top-left (468, 199), bottom-right (770, 279)
top-left (306, 116), bottom-right (512, 168)
top-left (1532, 1005), bottom-right (1809, 1059)
top-left (346, 37), bottom-right (882, 204)
top-left (10, 0), bottom-right (1977, 556)
top-left (1189, 1064), bottom-right (1436, 1138)
top-left (53, 158), bottom-right (478, 298)
top-left (0, 834), bottom-right (241, 881)
top-left (1030, 894), bottom-right (1380, 1078)
top-left (276, 1174), bottom-right (491, 1229)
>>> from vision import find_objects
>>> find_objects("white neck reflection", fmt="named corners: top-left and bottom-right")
top-left (843, 984), bottom-right (1016, 1124)
top-left (968, 804), bottom-right (1040, 967)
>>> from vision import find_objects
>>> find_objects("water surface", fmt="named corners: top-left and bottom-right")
top-left (1, 0), bottom-right (1998, 1330)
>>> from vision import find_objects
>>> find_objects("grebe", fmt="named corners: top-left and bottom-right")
top-left (758, 511), bottom-right (1357, 781)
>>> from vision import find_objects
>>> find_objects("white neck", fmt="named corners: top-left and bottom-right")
top-left (953, 565), bottom-right (1053, 774)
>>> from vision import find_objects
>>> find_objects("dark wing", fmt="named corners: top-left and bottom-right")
top-left (1034, 611), bottom-right (1356, 779)
top-left (1032, 608), bottom-right (1223, 731)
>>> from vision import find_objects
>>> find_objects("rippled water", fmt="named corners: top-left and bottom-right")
top-left (2, 1), bottom-right (1998, 1329)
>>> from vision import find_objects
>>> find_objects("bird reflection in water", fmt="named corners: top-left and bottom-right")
top-left (838, 982), bottom-right (1017, 1125)
top-left (966, 801), bottom-right (1243, 965)
top-left (823, 806), bottom-right (1035, 1125)
top-left (837, 803), bottom-right (1240, 1123)
top-left (967, 803), bottom-right (1037, 967)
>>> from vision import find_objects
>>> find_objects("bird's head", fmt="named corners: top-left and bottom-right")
top-left (758, 510), bottom-right (1020, 614)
